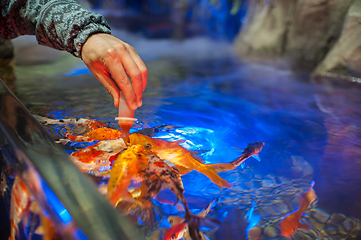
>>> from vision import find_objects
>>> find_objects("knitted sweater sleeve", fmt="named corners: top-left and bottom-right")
top-left (0, 0), bottom-right (111, 57)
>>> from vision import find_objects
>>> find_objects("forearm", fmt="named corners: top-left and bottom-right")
top-left (0, 0), bottom-right (111, 57)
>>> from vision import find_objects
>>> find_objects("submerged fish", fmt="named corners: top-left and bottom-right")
top-left (280, 181), bottom-right (317, 237)
top-left (164, 199), bottom-right (220, 240)
top-left (125, 152), bottom-right (188, 228)
top-left (230, 142), bottom-right (264, 167)
top-left (164, 222), bottom-right (187, 240)
top-left (9, 176), bottom-right (31, 240)
top-left (107, 145), bottom-right (148, 207)
top-left (128, 133), bottom-right (235, 188)
top-left (70, 139), bottom-right (127, 173)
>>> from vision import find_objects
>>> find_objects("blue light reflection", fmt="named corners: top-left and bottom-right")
top-left (41, 179), bottom-right (72, 224)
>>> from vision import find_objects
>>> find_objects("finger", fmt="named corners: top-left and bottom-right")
top-left (117, 46), bottom-right (144, 106)
top-left (128, 47), bottom-right (148, 92)
top-left (89, 66), bottom-right (120, 107)
top-left (105, 59), bottom-right (138, 110)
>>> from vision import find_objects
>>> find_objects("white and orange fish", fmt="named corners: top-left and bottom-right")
top-left (280, 181), bottom-right (317, 237)
top-left (70, 139), bottom-right (127, 173)
top-left (164, 222), bottom-right (188, 240)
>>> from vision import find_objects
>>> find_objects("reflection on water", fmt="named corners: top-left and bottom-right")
top-left (7, 33), bottom-right (361, 239)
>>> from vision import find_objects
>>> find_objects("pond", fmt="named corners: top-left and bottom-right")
top-left (6, 26), bottom-right (361, 239)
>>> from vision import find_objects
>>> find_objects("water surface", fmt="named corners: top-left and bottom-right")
top-left (9, 32), bottom-right (361, 239)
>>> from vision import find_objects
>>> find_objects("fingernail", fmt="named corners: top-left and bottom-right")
top-left (132, 102), bottom-right (138, 110)
top-left (138, 100), bottom-right (142, 107)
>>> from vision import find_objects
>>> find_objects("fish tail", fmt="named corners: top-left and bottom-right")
top-left (207, 163), bottom-right (236, 174)
top-left (198, 165), bottom-right (233, 188)
top-left (125, 200), bottom-right (154, 228)
top-left (229, 156), bottom-right (247, 167)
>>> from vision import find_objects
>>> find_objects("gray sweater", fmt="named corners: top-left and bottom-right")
top-left (0, 0), bottom-right (111, 58)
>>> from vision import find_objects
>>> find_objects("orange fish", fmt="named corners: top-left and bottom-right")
top-left (107, 145), bottom-right (148, 206)
top-left (124, 150), bottom-right (188, 228)
top-left (9, 176), bottom-right (31, 240)
top-left (230, 142), bottom-right (264, 167)
top-left (164, 222), bottom-right (188, 240)
top-left (280, 181), bottom-right (317, 237)
top-left (128, 133), bottom-right (235, 188)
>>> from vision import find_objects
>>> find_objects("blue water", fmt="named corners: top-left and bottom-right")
top-left (11, 31), bottom-right (361, 239)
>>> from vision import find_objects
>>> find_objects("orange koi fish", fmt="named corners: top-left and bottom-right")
top-left (128, 133), bottom-right (235, 188)
top-left (107, 145), bottom-right (148, 207)
top-left (280, 181), bottom-right (317, 237)
top-left (125, 151), bottom-right (188, 228)
top-left (9, 176), bottom-right (31, 240)
top-left (230, 142), bottom-right (264, 167)
top-left (68, 127), bottom-right (123, 142)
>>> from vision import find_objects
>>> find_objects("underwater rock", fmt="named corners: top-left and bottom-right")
top-left (290, 156), bottom-right (313, 177)
top-left (343, 218), bottom-right (357, 232)
top-left (261, 178), bottom-right (276, 188)
top-left (292, 228), bottom-right (318, 240)
top-left (306, 217), bottom-right (326, 232)
top-left (247, 227), bottom-right (262, 240)
top-left (322, 226), bottom-right (339, 236)
top-left (310, 208), bottom-right (330, 224)
top-left (263, 225), bottom-right (280, 238)
top-left (327, 213), bottom-right (347, 225)
top-left (231, 185), bottom-right (245, 192)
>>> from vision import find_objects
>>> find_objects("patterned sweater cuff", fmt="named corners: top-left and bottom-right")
top-left (73, 21), bottom-right (111, 58)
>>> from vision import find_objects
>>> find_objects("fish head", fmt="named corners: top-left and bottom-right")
top-left (280, 214), bottom-right (299, 237)
top-left (247, 142), bottom-right (264, 154)
top-left (168, 216), bottom-right (185, 227)
top-left (164, 223), bottom-right (187, 240)
top-left (129, 133), bottom-right (157, 151)
top-left (126, 144), bottom-right (150, 165)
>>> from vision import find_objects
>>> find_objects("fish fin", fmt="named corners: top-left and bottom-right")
top-left (298, 222), bottom-right (311, 230)
top-left (207, 163), bottom-right (235, 174)
top-left (125, 201), bottom-right (154, 228)
top-left (177, 166), bottom-right (192, 175)
top-left (199, 217), bottom-right (221, 230)
top-left (198, 165), bottom-right (233, 188)
top-left (240, 162), bottom-right (246, 169)
top-left (252, 154), bottom-right (261, 162)
top-left (231, 146), bottom-right (244, 152)
top-left (171, 140), bottom-right (187, 145)
top-left (34, 226), bottom-right (44, 235)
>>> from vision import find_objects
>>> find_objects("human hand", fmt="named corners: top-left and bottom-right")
top-left (81, 33), bottom-right (147, 109)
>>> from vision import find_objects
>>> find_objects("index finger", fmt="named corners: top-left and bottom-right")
top-left (128, 47), bottom-right (148, 92)
top-left (106, 60), bottom-right (138, 110)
